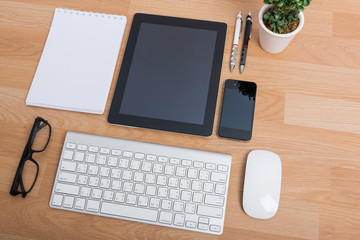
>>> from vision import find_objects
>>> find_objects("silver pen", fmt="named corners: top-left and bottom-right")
top-left (230, 11), bottom-right (243, 72)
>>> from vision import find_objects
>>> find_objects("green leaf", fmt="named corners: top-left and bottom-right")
top-left (263, 14), bottom-right (270, 20)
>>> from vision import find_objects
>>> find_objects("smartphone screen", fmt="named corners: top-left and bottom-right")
top-left (218, 79), bottom-right (257, 141)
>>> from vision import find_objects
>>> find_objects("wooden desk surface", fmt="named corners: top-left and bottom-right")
top-left (1, 0), bottom-right (360, 239)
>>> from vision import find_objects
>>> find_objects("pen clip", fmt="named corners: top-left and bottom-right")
top-left (239, 17), bottom-right (243, 38)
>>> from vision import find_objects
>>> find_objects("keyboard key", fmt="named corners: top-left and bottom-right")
top-left (158, 156), bottom-right (168, 163)
top-left (65, 143), bottom-right (76, 149)
top-left (161, 199), bottom-right (172, 210)
top-left (63, 150), bottom-right (74, 160)
top-left (63, 196), bottom-right (74, 208)
top-left (138, 196), bottom-right (149, 206)
top-left (199, 217), bottom-right (209, 224)
top-left (130, 160), bottom-right (141, 170)
top-left (133, 172), bottom-right (144, 182)
top-left (77, 144), bottom-right (87, 151)
top-left (205, 163), bottom-right (216, 170)
top-left (80, 187), bottom-right (91, 197)
top-left (210, 172), bottom-right (227, 183)
top-left (88, 146), bottom-right (98, 152)
top-left (169, 158), bottom-right (180, 165)
top-left (103, 191), bottom-right (114, 201)
top-left (181, 159), bottom-right (191, 166)
top-left (199, 170), bottom-right (210, 181)
top-left (159, 211), bottom-right (173, 224)
top-left (91, 188), bottom-right (102, 199)
top-left (149, 197), bottom-right (160, 208)
top-left (119, 159), bottom-right (129, 168)
top-left (145, 174), bottom-right (156, 184)
top-left (169, 189), bottom-right (180, 200)
top-left (74, 151), bottom-right (85, 161)
top-left (193, 161), bottom-right (204, 168)
top-left (153, 164), bottom-right (163, 174)
top-left (111, 149), bottom-right (121, 156)
top-left (168, 177), bottom-right (179, 188)
top-left (134, 184), bottom-right (145, 194)
top-left (111, 169), bottom-right (121, 179)
top-left (157, 175), bottom-right (167, 186)
top-left (193, 192), bottom-right (204, 203)
top-left (164, 165), bottom-right (175, 175)
top-left (173, 201), bottom-right (184, 212)
top-left (191, 181), bottom-right (202, 191)
top-left (217, 164), bottom-right (228, 172)
top-left (174, 214), bottom-right (185, 226)
top-left (179, 179), bottom-right (190, 189)
top-left (58, 172), bottom-right (77, 183)
top-left (180, 191), bottom-right (191, 201)
top-left (123, 182), bottom-right (134, 192)
top-left (184, 203), bottom-right (196, 214)
top-left (198, 223), bottom-right (208, 231)
top-left (100, 147), bottom-right (110, 154)
top-left (215, 184), bottom-right (226, 195)
top-left (134, 153), bottom-right (145, 159)
top-left (77, 163), bottom-right (88, 173)
top-left (101, 202), bottom-right (158, 222)
top-left (107, 157), bottom-right (118, 167)
top-left (203, 182), bottom-right (214, 193)
top-left (86, 200), bottom-right (100, 212)
top-left (77, 175), bottom-right (88, 185)
top-left (122, 151), bottom-right (133, 158)
top-left (197, 205), bottom-right (223, 218)
top-left (158, 187), bottom-right (168, 198)
top-left (146, 186), bottom-right (156, 196)
top-left (209, 225), bottom-right (221, 233)
top-left (52, 194), bottom-right (63, 206)
top-left (74, 198), bottom-right (86, 210)
top-left (126, 194), bottom-right (137, 205)
top-left (141, 162), bottom-right (152, 172)
top-left (111, 180), bottom-right (122, 190)
top-left (99, 167), bottom-right (110, 177)
top-left (115, 192), bottom-right (125, 203)
top-left (185, 221), bottom-right (196, 228)
top-left (175, 167), bottom-right (186, 177)
top-left (146, 154), bottom-right (156, 161)
top-left (100, 178), bottom-right (110, 188)
top-left (88, 165), bottom-right (99, 175)
top-left (96, 155), bottom-right (107, 165)
top-left (85, 154), bottom-right (96, 163)
top-left (89, 177), bottom-right (99, 187)
top-left (122, 170), bottom-right (133, 180)
top-left (60, 161), bottom-right (76, 172)
top-left (55, 183), bottom-right (79, 195)
top-left (204, 194), bottom-right (224, 206)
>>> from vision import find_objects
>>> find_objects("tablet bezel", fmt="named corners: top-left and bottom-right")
top-left (108, 13), bottom-right (227, 136)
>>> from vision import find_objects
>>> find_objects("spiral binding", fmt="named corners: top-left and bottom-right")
top-left (56, 8), bottom-right (125, 21)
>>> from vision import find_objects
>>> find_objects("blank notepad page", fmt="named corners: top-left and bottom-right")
top-left (26, 8), bottom-right (126, 114)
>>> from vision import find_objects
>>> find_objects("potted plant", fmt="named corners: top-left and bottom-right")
top-left (259, 0), bottom-right (311, 53)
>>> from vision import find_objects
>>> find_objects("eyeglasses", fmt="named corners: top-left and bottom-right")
top-left (10, 117), bottom-right (52, 198)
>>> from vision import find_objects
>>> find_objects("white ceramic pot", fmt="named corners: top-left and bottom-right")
top-left (259, 4), bottom-right (304, 54)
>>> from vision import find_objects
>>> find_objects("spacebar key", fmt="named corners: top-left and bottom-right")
top-left (101, 202), bottom-right (158, 222)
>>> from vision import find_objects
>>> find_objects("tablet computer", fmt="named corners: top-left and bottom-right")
top-left (108, 13), bottom-right (227, 136)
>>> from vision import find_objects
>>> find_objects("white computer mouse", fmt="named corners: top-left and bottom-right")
top-left (242, 150), bottom-right (282, 219)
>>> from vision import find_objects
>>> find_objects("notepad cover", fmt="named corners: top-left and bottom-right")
top-left (26, 8), bottom-right (126, 114)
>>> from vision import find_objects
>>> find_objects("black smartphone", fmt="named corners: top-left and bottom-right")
top-left (218, 79), bottom-right (257, 141)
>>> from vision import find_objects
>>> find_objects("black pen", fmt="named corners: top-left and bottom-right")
top-left (240, 12), bottom-right (252, 73)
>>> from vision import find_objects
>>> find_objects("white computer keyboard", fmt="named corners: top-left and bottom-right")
top-left (49, 132), bottom-right (232, 235)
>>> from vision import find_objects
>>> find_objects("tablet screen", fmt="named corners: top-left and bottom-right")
top-left (119, 23), bottom-right (217, 125)
top-left (108, 14), bottom-right (227, 136)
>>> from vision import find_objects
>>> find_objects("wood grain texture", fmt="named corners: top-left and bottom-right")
top-left (1, 0), bottom-right (360, 239)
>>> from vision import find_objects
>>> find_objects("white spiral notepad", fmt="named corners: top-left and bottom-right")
top-left (26, 8), bottom-right (127, 114)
